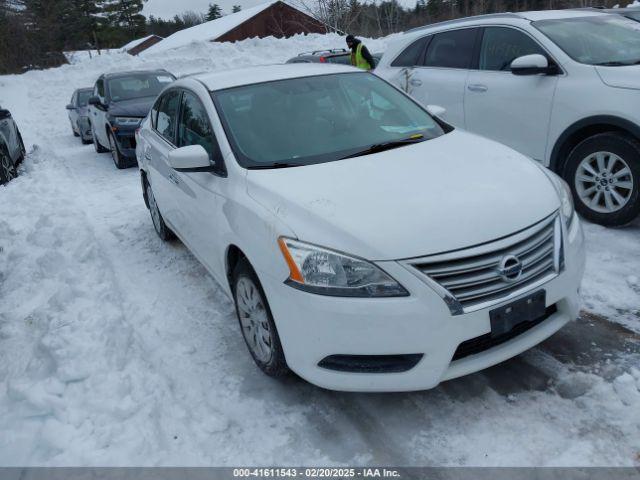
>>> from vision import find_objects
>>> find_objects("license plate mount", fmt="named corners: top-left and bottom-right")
top-left (489, 290), bottom-right (546, 338)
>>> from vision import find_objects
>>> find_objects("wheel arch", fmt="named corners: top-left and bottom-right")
top-left (550, 115), bottom-right (640, 176)
top-left (226, 244), bottom-right (249, 290)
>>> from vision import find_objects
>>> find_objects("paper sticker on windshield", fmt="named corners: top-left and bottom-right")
top-left (157, 75), bottom-right (173, 83)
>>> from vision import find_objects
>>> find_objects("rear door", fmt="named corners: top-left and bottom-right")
top-left (409, 28), bottom-right (480, 127)
top-left (145, 89), bottom-right (183, 229)
top-left (464, 26), bottom-right (559, 161)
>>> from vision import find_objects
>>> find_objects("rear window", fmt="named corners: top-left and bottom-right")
top-left (423, 28), bottom-right (478, 69)
top-left (392, 36), bottom-right (429, 67)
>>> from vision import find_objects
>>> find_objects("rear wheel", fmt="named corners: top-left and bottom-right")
top-left (564, 132), bottom-right (640, 226)
top-left (145, 179), bottom-right (175, 241)
top-left (0, 144), bottom-right (17, 185)
top-left (92, 125), bottom-right (108, 153)
top-left (232, 258), bottom-right (289, 378)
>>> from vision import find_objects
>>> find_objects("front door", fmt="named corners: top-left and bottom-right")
top-left (172, 90), bottom-right (227, 281)
top-left (464, 27), bottom-right (559, 161)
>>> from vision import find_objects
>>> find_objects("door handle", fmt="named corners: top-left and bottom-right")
top-left (467, 84), bottom-right (488, 93)
top-left (409, 78), bottom-right (423, 87)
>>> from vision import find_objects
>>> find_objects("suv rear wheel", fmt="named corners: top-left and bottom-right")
top-left (565, 132), bottom-right (640, 226)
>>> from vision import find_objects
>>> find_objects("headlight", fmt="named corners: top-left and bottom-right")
top-left (278, 238), bottom-right (409, 297)
top-left (535, 163), bottom-right (575, 227)
top-left (114, 117), bottom-right (141, 126)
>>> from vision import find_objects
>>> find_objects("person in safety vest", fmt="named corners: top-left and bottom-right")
top-left (346, 35), bottom-right (375, 70)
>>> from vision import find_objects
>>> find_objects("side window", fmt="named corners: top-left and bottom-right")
top-left (177, 91), bottom-right (218, 162)
top-left (423, 28), bottom-right (478, 69)
top-left (150, 97), bottom-right (162, 129)
top-left (71, 92), bottom-right (77, 106)
top-left (479, 27), bottom-right (546, 71)
top-left (96, 79), bottom-right (105, 98)
top-left (392, 36), bottom-right (429, 67)
top-left (156, 90), bottom-right (181, 144)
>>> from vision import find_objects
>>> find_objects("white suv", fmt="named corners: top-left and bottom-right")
top-left (136, 64), bottom-right (584, 391)
top-left (376, 10), bottom-right (640, 226)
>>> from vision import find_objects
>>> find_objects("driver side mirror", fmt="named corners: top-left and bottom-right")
top-left (168, 145), bottom-right (215, 172)
top-left (510, 54), bottom-right (558, 76)
top-left (426, 104), bottom-right (446, 119)
top-left (88, 95), bottom-right (102, 107)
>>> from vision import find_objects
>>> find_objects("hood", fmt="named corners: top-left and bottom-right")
top-left (595, 65), bottom-right (640, 90)
top-left (247, 130), bottom-right (560, 261)
top-left (108, 96), bottom-right (156, 117)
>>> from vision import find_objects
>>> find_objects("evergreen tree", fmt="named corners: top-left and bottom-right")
top-left (232, 5), bottom-right (242, 12)
top-left (102, 0), bottom-right (146, 39)
top-left (206, 3), bottom-right (222, 21)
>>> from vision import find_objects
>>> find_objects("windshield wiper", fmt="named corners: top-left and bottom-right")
top-left (340, 135), bottom-right (426, 160)
top-left (247, 162), bottom-right (302, 170)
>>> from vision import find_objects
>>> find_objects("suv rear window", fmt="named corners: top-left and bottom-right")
top-left (392, 36), bottom-right (429, 67)
top-left (423, 28), bottom-right (478, 69)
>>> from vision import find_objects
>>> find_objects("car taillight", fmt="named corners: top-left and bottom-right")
top-left (319, 57), bottom-right (326, 63)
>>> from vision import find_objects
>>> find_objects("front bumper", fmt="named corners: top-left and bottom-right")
top-left (111, 125), bottom-right (138, 161)
top-left (259, 216), bottom-right (585, 392)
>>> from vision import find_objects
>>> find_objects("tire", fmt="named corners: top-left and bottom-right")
top-left (92, 125), bottom-right (109, 153)
top-left (0, 143), bottom-right (17, 185)
top-left (108, 131), bottom-right (126, 169)
top-left (145, 179), bottom-right (175, 241)
top-left (232, 258), bottom-right (289, 378)
top-left (564, 132), bottom-right (640, 226)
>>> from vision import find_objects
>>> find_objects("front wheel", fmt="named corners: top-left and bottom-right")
top-left (108, 132), bottom-right (126, 169)
top-left (232, 258), bottom-right (289, 378)
top-left (565, 132), bottom-right (640, 226)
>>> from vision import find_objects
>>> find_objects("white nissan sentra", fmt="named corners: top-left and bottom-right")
top-left (136, 64), bottom-right (585, 392)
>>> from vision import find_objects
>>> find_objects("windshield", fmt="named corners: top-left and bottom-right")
top-left (213, 73), bottom-right (445, 168)
top-left (107, 73), bottom-right (175, 102)
top-left (78, 90), bottom-right (92, 106)
top-left (534, 15), bottom-right (640, 65)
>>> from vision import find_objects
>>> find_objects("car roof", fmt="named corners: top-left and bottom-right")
top-left (406, 8), bottom-right (609, 34)
top-left (191, 64), bottom-right (360, 91)
top-left (103, 69), bottom-right (173, 80)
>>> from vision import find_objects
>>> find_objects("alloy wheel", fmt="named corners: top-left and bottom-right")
top-left (575, 151), bottom-right (634, 214)
top-left (109, 134), bottom-right (119, 167)
top-left (235, 277), bottom-right (274, 364)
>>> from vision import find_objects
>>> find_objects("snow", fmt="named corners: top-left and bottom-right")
top-left (0, 34), bottom-right (639, 467)
top-left (144, 0), bottom-right (293, 54)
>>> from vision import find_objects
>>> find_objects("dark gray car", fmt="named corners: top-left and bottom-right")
top-left (0, 106), bottom-right (26, 185)
top-left (88, 69), bottom-right (176, 169)
top-left (66, 88), bottom-right (94, 144)
top-left (286, 49), bottom-right (382, 67)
